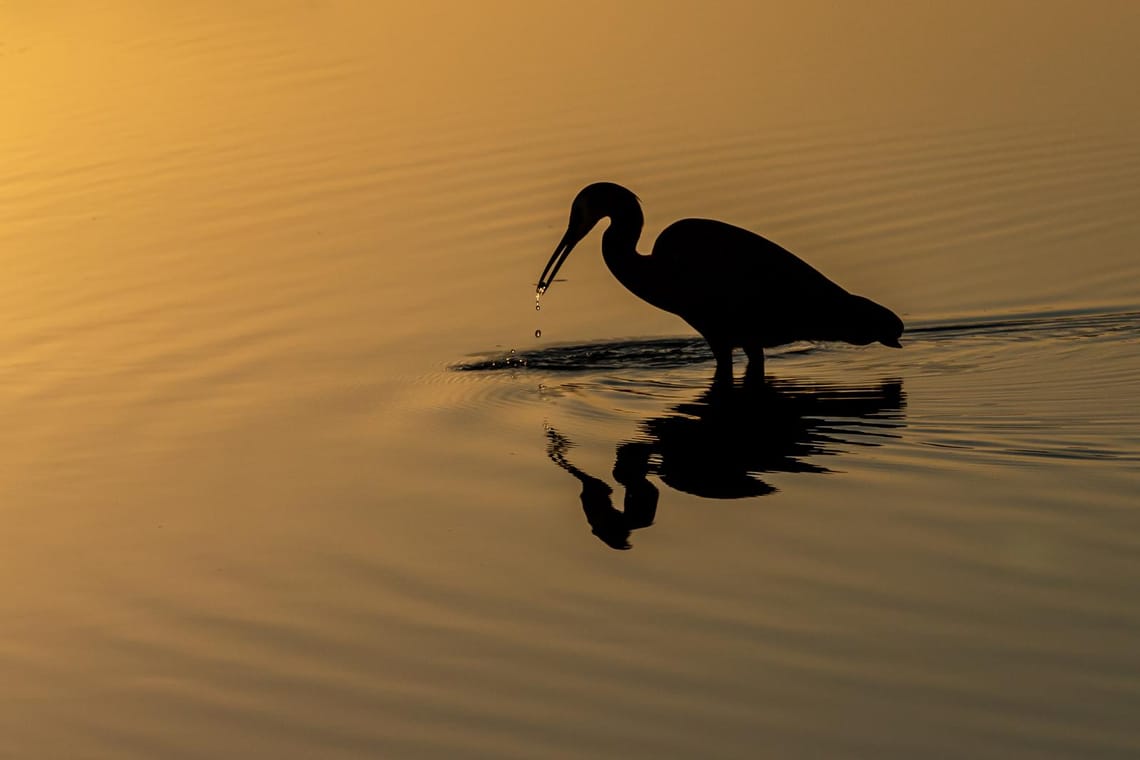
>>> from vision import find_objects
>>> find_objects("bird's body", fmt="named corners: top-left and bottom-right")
top-left (537, 182), bottom-right (903, 380)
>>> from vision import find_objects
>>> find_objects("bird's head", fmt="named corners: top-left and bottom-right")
top-left (536, 183), bottom-right (637, 295)
top-left (846, 295), bottom-right (905, 348)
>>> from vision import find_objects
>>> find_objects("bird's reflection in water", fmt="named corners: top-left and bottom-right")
top-left (547, 430), bottom-right (659, 550)
top-left (546, 375), bottom-right (905, 550)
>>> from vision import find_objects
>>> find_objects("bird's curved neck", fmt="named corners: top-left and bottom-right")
top-left (600, 203), bottom-right (646, 294)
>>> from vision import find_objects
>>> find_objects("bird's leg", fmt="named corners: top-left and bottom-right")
top-left (711, 342), bottom-right (735, 386)
top-left (743, 345), bottom-right (766, 386)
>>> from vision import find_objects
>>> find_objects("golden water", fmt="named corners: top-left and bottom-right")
top-left (2, 4), bottom-right (1139, 758)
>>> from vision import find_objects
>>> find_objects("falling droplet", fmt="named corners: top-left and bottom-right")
top-left (534, 290), bottom-right (543, 337)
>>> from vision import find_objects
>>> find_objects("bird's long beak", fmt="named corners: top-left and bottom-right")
top-left (537, 228), bottom-right (578, 294)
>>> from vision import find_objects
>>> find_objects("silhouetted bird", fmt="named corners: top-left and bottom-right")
top-left (537, 182), bottom-right (904, 379)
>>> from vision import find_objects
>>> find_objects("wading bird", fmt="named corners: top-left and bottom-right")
top-left (537, 182), bottom-right (903, 380)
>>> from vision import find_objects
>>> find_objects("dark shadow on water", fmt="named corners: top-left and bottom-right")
top-left (546, 376), bottom-right (906, 550)
top-left (455, 337), bottom-right (714, 372)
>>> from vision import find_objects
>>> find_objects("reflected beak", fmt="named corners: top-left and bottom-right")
top-left (882, 337), bottom-right (903, 348)
top-left (537, 227), bottom-right (579, 294)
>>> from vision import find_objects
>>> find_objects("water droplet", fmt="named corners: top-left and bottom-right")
top-left (534, 329), bottom-right (542, 338)
top-left (535, 303), bottom-right (541, 311)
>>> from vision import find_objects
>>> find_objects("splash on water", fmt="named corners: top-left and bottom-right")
top-left (454, 336), bottom-right (714, 372)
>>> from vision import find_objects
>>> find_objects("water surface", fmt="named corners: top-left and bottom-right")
top-left (2, 4), bottom-right (1139, 758)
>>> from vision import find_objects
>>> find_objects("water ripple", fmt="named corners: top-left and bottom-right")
top-left (455, 306), bottom-right (1140, 373)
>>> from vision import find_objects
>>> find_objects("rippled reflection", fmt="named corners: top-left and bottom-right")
top-left (546, 376), bottom-right (906, 549)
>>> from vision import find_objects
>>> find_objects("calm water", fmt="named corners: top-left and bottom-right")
top-left (3, 4), bottom-right (1140, 758)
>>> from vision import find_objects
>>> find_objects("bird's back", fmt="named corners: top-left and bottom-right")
top-left (649, 218), bottom-right (854, 347)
